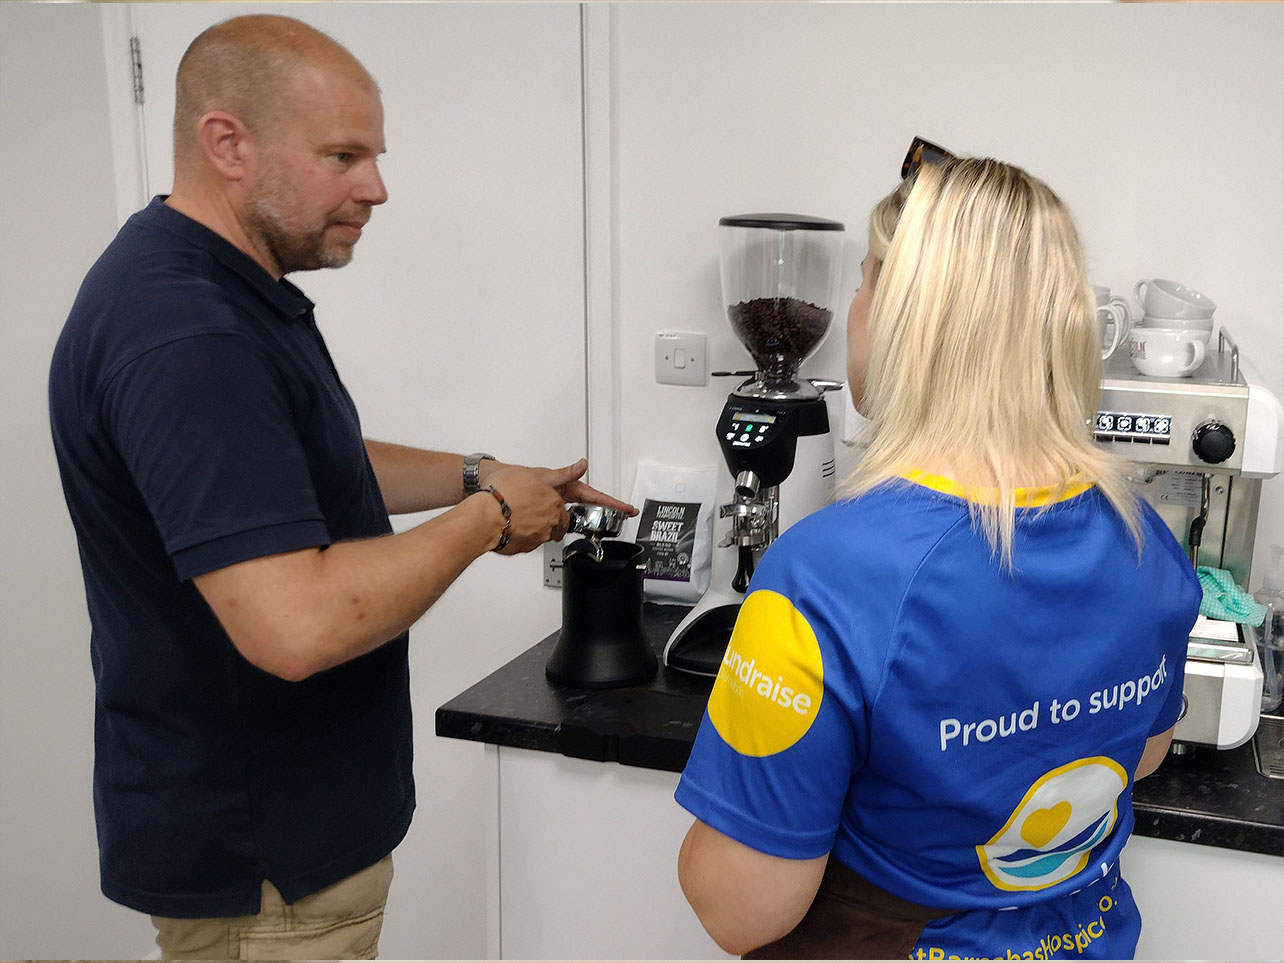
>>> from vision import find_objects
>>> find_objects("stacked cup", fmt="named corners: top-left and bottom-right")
top-left (1129, 278), bottom-right (1215, 378)
top-left (1094, 286), bottom-right (1131, 361)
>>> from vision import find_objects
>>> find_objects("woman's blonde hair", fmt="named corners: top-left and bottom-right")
top-left (838, 157), bottom-right (1141, 568)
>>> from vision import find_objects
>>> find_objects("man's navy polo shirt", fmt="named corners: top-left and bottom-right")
top-left (49, 197), bottom-right (414, 917)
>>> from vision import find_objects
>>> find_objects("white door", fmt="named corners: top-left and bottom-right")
top-left (125, 4), bottom-right (587, 957)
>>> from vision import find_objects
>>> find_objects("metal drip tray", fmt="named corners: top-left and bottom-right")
top-left (1187, 618), bottom-right (1254, 665)
top-left (1252, 715), bottom-right (1284, 779)
top-left (1187, 638), bottom-right (1256, 666)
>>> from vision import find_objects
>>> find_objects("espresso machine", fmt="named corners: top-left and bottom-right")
top-left (664, 214), bottom-right (845, 675)
top-left (1096, 329), bottom-right (1284, 764)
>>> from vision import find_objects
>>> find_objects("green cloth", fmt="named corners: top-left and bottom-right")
top-left (1197, 566), bottom-right (1268, 625)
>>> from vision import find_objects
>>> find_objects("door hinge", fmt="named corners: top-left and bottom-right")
top-left (129, 35), bottom-right (144, 106)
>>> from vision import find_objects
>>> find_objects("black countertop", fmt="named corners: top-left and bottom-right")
top-left (436, 603), bottom-right (1283, 859)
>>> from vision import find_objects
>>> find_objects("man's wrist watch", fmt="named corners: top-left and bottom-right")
top-left (463, 452), bottom-right (496, 495)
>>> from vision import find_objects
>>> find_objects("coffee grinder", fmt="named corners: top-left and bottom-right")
top-left (664, 213), bottom-right (846, 675)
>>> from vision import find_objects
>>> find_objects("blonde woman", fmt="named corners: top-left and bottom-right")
top-left (675, 148), bottom-right (1201, 959)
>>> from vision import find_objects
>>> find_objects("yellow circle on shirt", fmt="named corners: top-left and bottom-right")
top-left (707, 590), bottom-right (824, 757)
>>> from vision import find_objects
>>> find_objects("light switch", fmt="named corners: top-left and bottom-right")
top-left (655, 331), bottom-right (707, 386)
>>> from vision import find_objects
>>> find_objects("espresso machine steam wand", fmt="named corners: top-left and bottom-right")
top-left (1186, 473), bottom-right (1212, 570)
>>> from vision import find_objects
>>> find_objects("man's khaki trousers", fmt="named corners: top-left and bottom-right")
top-left (150, 855), bottom-right (393, 960)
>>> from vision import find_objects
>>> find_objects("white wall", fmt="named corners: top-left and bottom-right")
top-left (609, 1), bottom-right (1284, 586)
top-left (0, 6), bottom-right (146, 957)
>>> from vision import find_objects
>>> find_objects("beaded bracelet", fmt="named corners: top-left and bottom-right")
top-left (484, 485), bottom-right (512, 550)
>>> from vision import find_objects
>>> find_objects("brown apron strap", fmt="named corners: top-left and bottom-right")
top-left (744, 857), bottom-right (955, 960)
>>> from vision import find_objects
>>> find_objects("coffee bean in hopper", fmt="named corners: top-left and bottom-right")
top-left (727, 297), bottom-right (832, 378)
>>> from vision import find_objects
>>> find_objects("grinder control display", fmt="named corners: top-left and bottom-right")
top-left (717, 400), bottom-right (831, 488)
top-left (726, 410), bottom-right (776, 445)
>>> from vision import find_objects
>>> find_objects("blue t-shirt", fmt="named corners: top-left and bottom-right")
top-left (48, 197), bottom-right (414, 917)
top-left (675, 474), bottom-right (1200, 959)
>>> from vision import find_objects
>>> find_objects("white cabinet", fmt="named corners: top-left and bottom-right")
top-left (493, 746), bottom-right (731, 961)
top-left (491, 746), bottom-right (1281, 961)
top-left (1122, 834), bottom-right (1282, 960)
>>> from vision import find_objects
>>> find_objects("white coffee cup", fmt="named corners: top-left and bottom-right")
top-left (1129, 326), bottom-right (1207, 378)
top-left (1139, 313), bottom-right (1214, 343)
top-left (1134, 278), bottom-right (1216, 320)
top-left (1093, 286), bottom-right (1131, 360)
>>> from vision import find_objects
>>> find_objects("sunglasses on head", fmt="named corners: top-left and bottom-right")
top-left (901, 136), bottom-right (956, 179)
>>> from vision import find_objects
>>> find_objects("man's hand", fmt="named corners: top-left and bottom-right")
top-left (483, 458), bottom-right (637, 554)
top-left (549, 458), bottom-right (637, 516)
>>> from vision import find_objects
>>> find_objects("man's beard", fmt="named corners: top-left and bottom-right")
top-left (246, 178), bottom-right (361, 276)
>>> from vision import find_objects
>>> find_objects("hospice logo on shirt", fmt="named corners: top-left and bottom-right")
top-left (977, 757), bottom-right (1128, 892)
top-left (707, 589), bottom-right (823, 757)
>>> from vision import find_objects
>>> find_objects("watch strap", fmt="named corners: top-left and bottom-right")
top-left (463, 452), bottom-right (496, 495)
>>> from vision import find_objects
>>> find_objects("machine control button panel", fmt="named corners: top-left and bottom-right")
top-left (1094, 410), bottom-right (1172, 445)
top-left (725, 410), bottom-right (779, 448)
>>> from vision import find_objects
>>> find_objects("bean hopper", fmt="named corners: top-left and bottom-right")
top-left (664, 213), bottom-right (846, 674)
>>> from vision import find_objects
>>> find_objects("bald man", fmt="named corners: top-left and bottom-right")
top-left (49, 15), bottom-right (631, 958)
